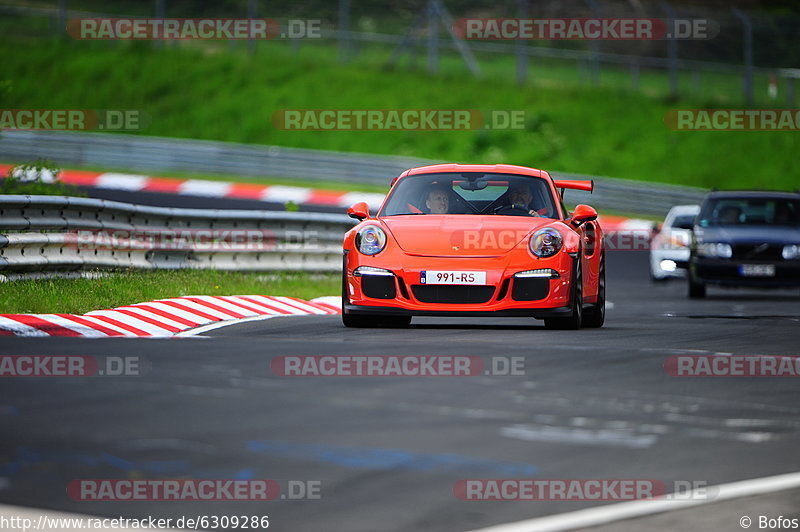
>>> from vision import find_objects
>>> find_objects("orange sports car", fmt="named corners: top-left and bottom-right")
top-left (341, 164), bottom-right (605, 329)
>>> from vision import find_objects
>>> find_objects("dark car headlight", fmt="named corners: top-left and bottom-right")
top-left (696, 242), bottom-right (732, 258)
top-left (529, 228), bottom-right (563, 258)
top-left (356, 225), bottom-right (387, 255)
top-left (783, 245), bottom-right (800, 260)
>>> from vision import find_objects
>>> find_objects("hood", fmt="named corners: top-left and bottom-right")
top-left (694, 225), bottom-right (800, 245)
top-left (381, 215), bottom-right (555, 256)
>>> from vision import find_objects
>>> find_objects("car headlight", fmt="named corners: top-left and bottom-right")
top-left (783, 245), bottom-right (800, 260)
top-left (696, 242), bottom-right (732, 258)
top-left (356, 225), bottom-right (387, 255)
top-left (529, 228), bottom-right (563, 258)
top-left (667, 235), bottom-right (689, 249)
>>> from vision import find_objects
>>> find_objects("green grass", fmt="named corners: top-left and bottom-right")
top-left (1, 35), bottom-right (797, 192)
top-left (0, 270), bottom-right (339, 314)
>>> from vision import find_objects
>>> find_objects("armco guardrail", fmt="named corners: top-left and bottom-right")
top-left (0, 131), bottom-right (706, 216)
top-left (0, 196), bottom-right (355, 272)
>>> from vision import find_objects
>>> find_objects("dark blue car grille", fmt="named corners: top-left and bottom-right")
top-left (731, 244), bottom-right (783, 261)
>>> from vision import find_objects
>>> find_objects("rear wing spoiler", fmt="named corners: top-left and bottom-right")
top-left (553, 179), bottom-right (593, 199)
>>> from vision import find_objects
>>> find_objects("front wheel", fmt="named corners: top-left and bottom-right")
top-left (582, 256), bottom-right (605, 328)
top-left (544, 258), bottom-right (583, 330)
top-left (342, 312), bottom-right (375, 328)
top-left (688, 270), bottom-right (706, 299)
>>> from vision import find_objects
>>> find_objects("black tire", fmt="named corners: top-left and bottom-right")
top-left (582, 255), bottom-right (605, 328)
top-left (688, 270), bottom-right (706, 299)
top-left (544, 258), bottom-right (583, 330)
top-left (342, 312), bottom-right (376, 328)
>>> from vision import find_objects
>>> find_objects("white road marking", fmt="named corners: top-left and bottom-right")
top-left (141, 301), bottom-right (216, 325)
top-left (464, 470), bottom-right (800, 532)
top-left (272, 296), bottom-right (328, 314)
top-left (176, 313), bottom-right (299, 336)
top-left (178, 179), bottom-right (232, 197)
top-left (71, 315), bottom-right (141, 337)
top-left (0, 316), bottom-right (50, 337)
top-left (35, 315), bottom-right (109, 337)
top-left (242, 295), bottom-right (306, 314)
top-left (84, 310), bottom-right (173, 336)
top-left (189, 295), bottom-right (261, 317)
top-left (501, 423), bottom-right (658, 449)
top-left (158, 298), bottom-right (236, 320)
top-left (260, 185), bottom-right (312, 203)
top-left (337, 191), bottom-right (386, 210)
top-left (95, 173), bottom-right (148, 191)
top-left (311, 296), bottom-right (343, 308)
top-left (115, 306), bottom-right (189, 330)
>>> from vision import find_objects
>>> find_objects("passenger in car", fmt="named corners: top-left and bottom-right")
top-left (508, 183), bottom-right (542, 217)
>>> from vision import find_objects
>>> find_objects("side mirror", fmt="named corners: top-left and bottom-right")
top-left (390, 177), bottom-right (399, 189)
top-left (570, 204), bottom-right (598, 227)
top-left (347, 202), bottom-right (370, 221)
top-left (651, 222), bottom-right (662, 234)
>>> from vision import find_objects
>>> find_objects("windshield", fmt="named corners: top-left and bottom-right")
top-left (380, 173), bottom-right (558, 218)
top-left (670, 214), bottom-right (697, 230)
top-left (698, 197), bottom-right (800, 227)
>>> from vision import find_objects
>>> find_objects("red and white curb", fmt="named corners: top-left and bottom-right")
top-left (597, 214), bottom-right (654, 234)
top-left (0, 295), bottom-right (342, 338)
top-left (0, 164), bottom-right (651, 231)
top-left (0, 164), bottom-right (387, 211)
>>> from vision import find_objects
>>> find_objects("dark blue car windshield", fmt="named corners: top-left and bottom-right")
top-left (698, 197), bottom-right (800, 227)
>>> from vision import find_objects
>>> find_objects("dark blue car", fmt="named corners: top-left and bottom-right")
top-left (688, 191), bottom-right (800, 298)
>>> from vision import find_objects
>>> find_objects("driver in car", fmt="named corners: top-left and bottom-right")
top-left (718, 205), bottom-right (742, 224)
top-left (425, 186), bottom-right (450, 214)
top-left (508, 183), bottom-right (541, 217)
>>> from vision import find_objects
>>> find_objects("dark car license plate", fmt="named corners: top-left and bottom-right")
top-left (739, 264), bottom-right (776, 277)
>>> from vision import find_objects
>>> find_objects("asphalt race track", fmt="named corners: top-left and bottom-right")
top-left (1, 250), bottom-right (800, 531)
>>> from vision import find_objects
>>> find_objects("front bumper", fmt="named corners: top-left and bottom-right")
top-left (345, 251), bottom-right (575, 317)
top-left (691, 257), bottom-right (800, 287)
top-left (650, 248), bottom-right (690, 278)
top-left (343, 302), bottom-right (573, 318)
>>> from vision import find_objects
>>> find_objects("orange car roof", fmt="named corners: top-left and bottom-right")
top-left (403, 163), bottom-right (550, 179)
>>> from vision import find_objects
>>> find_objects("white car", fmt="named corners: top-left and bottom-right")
top-left (650, 205), bottom-right (700, 281)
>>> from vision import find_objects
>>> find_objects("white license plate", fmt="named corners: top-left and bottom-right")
top-left (420, 271), bottom-right (486, 285)
top-left (739, 264), bottom-right (776, 277)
